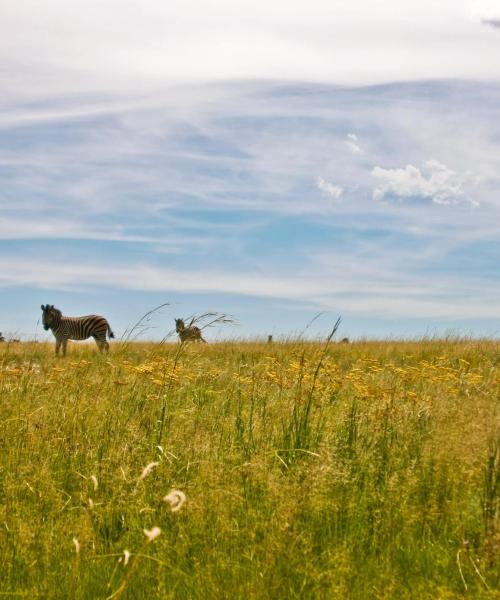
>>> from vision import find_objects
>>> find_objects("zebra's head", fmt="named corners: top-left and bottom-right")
top-left (175, 318), bottom-right (185, 333)
top-left (41, 304), bottom-right (61, 330)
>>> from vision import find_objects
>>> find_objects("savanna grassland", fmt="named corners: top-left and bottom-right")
top-left (0, 338), bottom-right (498, 599)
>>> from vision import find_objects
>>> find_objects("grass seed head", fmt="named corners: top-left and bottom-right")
top-left (143, 527), bottom-right (161, 542)
top-left (139, 462), bottom-right (159, 481)
top-left (72, 537), bottom-right (80, 555)
top-left (163, 490), bottom-right (186, 512)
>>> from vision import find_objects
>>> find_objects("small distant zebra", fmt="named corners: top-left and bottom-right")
top-left (41, 304), bottom-right (115, 356)
top-left (0, 332), bottom-right (4, 342)
top-left (175, 318), bottom-right (206, 343)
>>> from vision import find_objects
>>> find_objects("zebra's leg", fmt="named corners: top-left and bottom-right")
top-left (94, 336), bottom-right (108, 352)
top-left (62, 339), bottom-right (68, 357)
top-left (55, 339), bottom-right (61, 356)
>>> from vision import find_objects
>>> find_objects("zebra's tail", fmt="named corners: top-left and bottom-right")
top-left (108, 325), bottom-right (115, 339)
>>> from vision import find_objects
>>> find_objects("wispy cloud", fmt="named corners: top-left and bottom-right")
top-left (345, 133), bottom-right (362, 154)
top-left (317, 177), bottom-right (344, 200)
top-left (1, 253), bottom-right (500, 321)
top-left (0, 98), bottom-right (157, 129)
top-left (0, 215), bottom-right (235, 252)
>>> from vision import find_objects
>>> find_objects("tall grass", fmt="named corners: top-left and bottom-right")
top-left (0, 338), bottom-right (498, 598)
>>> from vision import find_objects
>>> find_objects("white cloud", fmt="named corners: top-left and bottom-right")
top-left (372, 160), bottom-right (477, 206)
top-left (468, 0), bottom-right (500, 21)
top-left (317, 177), bottom-right (344, 200)
top-left (0, 0), bottom-right (500, 106)
top-left (345, 133), bottom-right (362, 154)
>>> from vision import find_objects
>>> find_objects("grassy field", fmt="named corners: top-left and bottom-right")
top-left (0, 338), bottom-right (498, 599)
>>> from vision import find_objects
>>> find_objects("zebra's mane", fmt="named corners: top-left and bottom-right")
top-left (43, 305), bottom-right (62, 318)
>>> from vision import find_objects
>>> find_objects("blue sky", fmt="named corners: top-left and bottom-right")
top-left (1, 1), bottom-right (500, 340)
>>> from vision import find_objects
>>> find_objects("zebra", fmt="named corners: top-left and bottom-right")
top-left (41, 305), bottom-right (115, 356)
top-left (175, 318), bottom-right (206, 343)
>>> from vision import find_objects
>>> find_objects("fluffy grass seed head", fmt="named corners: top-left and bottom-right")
top-left (90, 475), bottom-right (98, 491)
top-left (139, 462), bottom-right (159, 481)
top-left (72, 537), bottom-right (80, 554)
top-left (163, 490), bottom-right (186, 512)
top-left (143, 527), bottom-right (161, 542)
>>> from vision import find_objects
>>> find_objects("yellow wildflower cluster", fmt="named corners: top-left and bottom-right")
top-left (220, 351), bottom-right (490, 411)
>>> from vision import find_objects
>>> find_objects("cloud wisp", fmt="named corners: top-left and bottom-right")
top-left (345, 133), bottom-right (362, 154)
top-left (317, 177), bottom-right (344, 201)
top-left (1, 255), bottom-right (499, 321)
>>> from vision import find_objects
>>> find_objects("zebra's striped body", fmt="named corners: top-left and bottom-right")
top-left (41, 305), bottom-right (114, 356)
top-left (175, 318), bottom-right (206, 343)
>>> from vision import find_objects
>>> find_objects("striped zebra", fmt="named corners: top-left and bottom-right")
top-left (41, 305), bottom-right (115, 356)
top-left (175, 318), bottom-right (206, 343)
